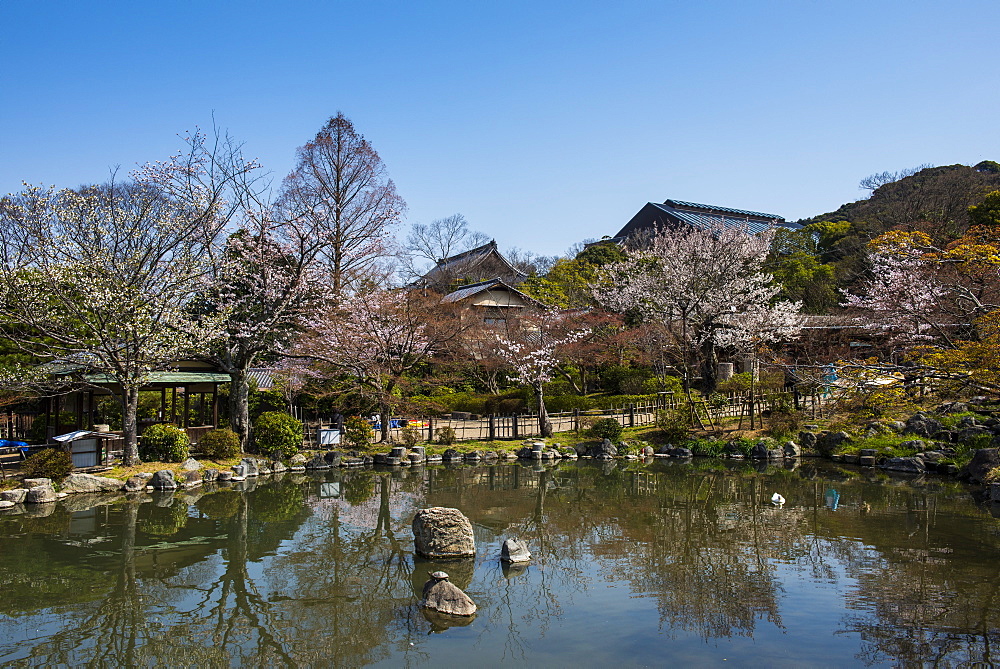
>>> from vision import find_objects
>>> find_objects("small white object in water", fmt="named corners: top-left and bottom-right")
top-left (771, 493), bottom-right (785, 506)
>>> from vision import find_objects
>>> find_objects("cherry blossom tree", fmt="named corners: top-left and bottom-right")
top-left (493, 309), bottom-right (589, 437)
top-left (843, 228), bottom-right (1000, 392)
top-left (292, 289), bottom-right (466, 443)
top-left (201, 211), bottom-right (334, 448)
top-left (278, 113), bottom-right (405, 297)
top-left (595, 224), bottom-right (801, 394)
top-left (0, 134), bottom-right (256, 463)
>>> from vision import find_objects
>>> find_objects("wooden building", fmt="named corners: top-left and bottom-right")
top-left (414, 240), bottom-right (527, 292)
top-left (441, 278), bottom-right (546, 326)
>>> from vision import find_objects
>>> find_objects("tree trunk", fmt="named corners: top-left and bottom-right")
top-left (699, 337), bottom-right (718, 395)
top-left (228, 368), bottom-right (251, 450)
top-left (380, 378), bottom-right (397, 444)
top-left (536, 382), bottom-right (553, 438)
top-left (121, 386), bottom-right (140, 466)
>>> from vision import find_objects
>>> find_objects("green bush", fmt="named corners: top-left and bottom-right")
top-left (726, 437), bottom-right (755, 458)
top-left (198, 428), bottom-right (241, 460)
top-left (656, 405), bottom-right (692, 443)
top-left (545, 395), bottom-right (594, 412)
top-left (139, 424), bottom-right (190, 462)
top-left (600, 365), bottom-right (653, 395)
top-left (588, 417), bottom-right (623, 441)
top-left (435, 426), bottom-right (457, 446)
top-left (253, 412), bottom-right (302, 459)
top-left (686, 438), bottom-right (726, 457)
top-left (400, 425), bottom-right (421, 448)
top-left (21, 448), bottom-right (74, 479)
top-left (344, 416), bottom-right (374, 450)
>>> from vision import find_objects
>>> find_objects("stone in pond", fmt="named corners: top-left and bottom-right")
top-left (420, 571), bottom-right (477, 616)
top-left (412, 507), bottom-right (475, 558)
top-left (501, 537), bottom-right (531, 563)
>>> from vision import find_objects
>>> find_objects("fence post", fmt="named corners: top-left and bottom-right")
top-left (512, 414), bottom-right (519, 439)
top-left (628, 403), bottom-right (635, 428)
top-left (428, 417), bottom-right (434, 442)
top-left (573, 408), bottom-right (580, 432)
top-left (489, 415), bottom-right (496, 441)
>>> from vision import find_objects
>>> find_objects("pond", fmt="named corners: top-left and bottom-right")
top-left (1, 459), bottom-right (999, 667)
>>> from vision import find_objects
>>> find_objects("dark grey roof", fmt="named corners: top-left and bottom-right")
top-left (613, 198), bottom-right (801, 240)
top-left (417, 240), bottom-right (527, 287)
top-left (441, 278), bottom-right (546, 307)
top-left (663, 199), bottom-right (783, 220)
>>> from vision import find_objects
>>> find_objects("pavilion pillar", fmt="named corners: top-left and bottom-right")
top-left (160, 388), bottom-right (167, 421)
top-left (183, 390), bottom-right (190, 428)
top-left (212, 384), bottom-right (219, 427)
top-left (171, 387), bottom-right (177, 425)
top-left (76, 391), bottom-right (84, 430)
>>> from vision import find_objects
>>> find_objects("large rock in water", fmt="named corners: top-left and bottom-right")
top-left (60, 473), bottom-right (126, 494)
top-left (420, 571), bottom-right (477, 616)
top-left (25, 482), bottom-right (58, 504)
top-left (151, 470), bottom-right (177, 490)
top-left (412, 507), bottom-right (476, 559)
top-left (589, 439), bottom-right (617, 459)
top-left (501, 537), bottom-right (531, 563)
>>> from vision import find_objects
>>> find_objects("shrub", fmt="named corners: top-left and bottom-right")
top-left (617, 441), bottom-right (638, 456)
top-left (686, 438), bottom-right (725, 457)
top-left (656, 405), bottom-right (692, 443)
top-left (435, 426), bottom-right (457, 446)
top-left (253, 412), bottom-right (302, 459)
top-left (198, 428), bottom-right (241, 460)
top-left (588, 417), bottom-right (623, 441)
top-left (767, 396), bottom-right (804, 439)
top-left (139, 424), bottom-right (190, 462)
top-left (400, 425), bottom-right (421, 448)
top-left (21, 448), bottom-right (74, 479)
top-left (344, 416), bottom-right (374, 450)
top-left (600, 365), bottom-right (653, 395)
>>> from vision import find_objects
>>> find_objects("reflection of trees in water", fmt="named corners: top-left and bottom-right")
top-left (16, 500), bottom-right (232, 666)
top-left (5, 463), bottom-right (1000, 665)
top-left (539, 465), bottom-right (788, 641)
top-left (260, 471), bottom-right (426, 666)
top-left (8, 477), bottom-right (312, 666)
top-left (829, 491), bottom-right (1000, 666)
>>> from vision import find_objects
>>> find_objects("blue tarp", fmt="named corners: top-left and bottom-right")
top-left (0, 440), bottom-right (29, 450)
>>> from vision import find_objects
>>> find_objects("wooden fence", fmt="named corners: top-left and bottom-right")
top-left (300, 391), bottom-right (831, 445)
top-left (0, 412), bottom-right (35, 441)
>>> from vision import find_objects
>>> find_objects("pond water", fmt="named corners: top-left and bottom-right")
top-left (1, 459), bottom-right (999, 667)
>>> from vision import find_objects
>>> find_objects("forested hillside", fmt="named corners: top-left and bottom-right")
top-left (765, 161), bottom-right (1000, 313)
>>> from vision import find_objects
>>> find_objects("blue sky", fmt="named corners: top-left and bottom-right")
top-left (2, 1), bottom-right (997, 257)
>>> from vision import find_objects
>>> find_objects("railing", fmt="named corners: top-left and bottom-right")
top-left (349, 391), bottom-right (831, 444)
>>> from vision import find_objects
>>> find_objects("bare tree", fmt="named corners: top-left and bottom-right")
top-left (278, 113), bottom-right (405, 297)
top-left (505, 247), bottom-right (560, 276)
top-left (859, 164), bottom-right (933, 194)
top-left (404, 214), bottom-right (489, 271)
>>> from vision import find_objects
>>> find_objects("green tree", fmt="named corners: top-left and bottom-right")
top-left (968, 190), bottom-right (1000, 228)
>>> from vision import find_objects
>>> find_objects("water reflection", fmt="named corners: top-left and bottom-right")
top-left (0, 462), bottom-right (999, 665)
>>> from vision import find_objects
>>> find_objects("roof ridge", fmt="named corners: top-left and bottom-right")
top-left (662, 198), bottom-right (784, 221)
